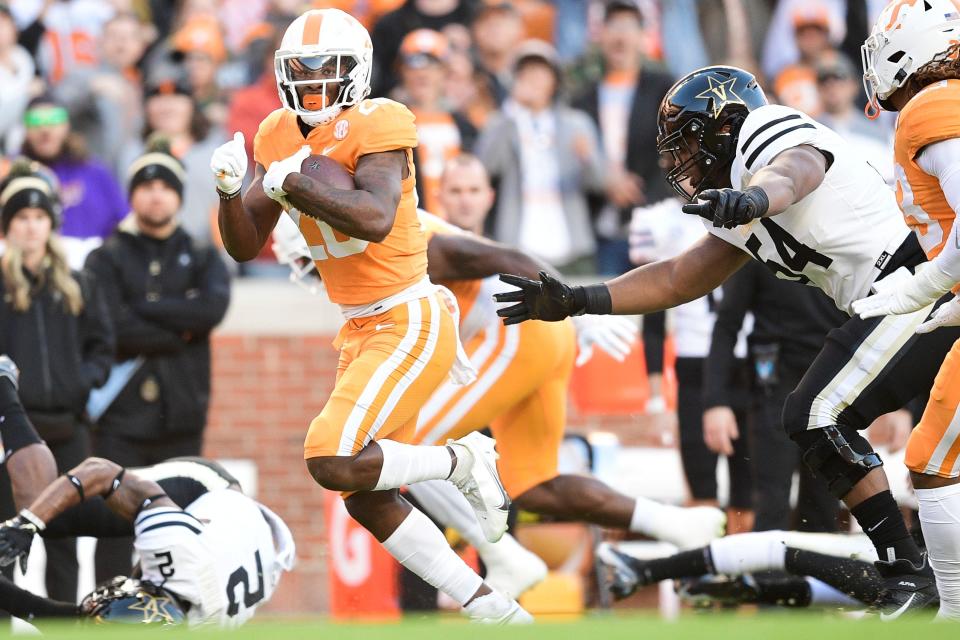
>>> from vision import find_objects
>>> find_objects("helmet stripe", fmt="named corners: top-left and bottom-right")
top-left (302, 12), bottom-right (324, 46)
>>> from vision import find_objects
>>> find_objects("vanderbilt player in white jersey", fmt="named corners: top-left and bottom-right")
top-left (495, 65), bottom-right (960, 616)
top-left (0, 454), bottom-right (294, 626)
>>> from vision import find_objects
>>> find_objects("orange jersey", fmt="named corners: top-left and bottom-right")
top-left (411, 110), bottom-right (463, 217)
top-left (894, 79), bottom-right (960, 259)
top-left (254, 98), bottom-right (427, 305)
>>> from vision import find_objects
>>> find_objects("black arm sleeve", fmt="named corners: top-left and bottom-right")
top-left (642, 311), bottom-right (666, 375)
top-left (129, 249), bottom-right (231, 335)
top-left (702, 264), bottom-right (755, 409)
top-left (83, 249), bottom-right (185, 357)
top-left (0, 378), bottom-right (42, 458)
top-left (0, 575), bottom-right (78, 619)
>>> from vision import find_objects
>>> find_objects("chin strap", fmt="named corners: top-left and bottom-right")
top-left (864, 95), bottom-right (882, 121)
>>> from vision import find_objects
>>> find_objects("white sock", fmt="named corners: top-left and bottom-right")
top-left (917, 483), bottom-right (960, 620)
top-left (708, 531), bottom-right (787, 575)
top-left (374, 440), bottom-right (453, 490)
top-left (382, 506), bottom-right (484, 605)
top-left (628, 496), bottom-right (673, 538)
top-left (406, 479), bottom-right (487, 548)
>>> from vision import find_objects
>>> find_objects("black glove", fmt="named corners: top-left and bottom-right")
top-left (682, 186), bottom-right (769, 229)
top-left (0, 512), bottom-right (43, 574)
top-left (0, 355), bottom-right (19, 390)
top-left (494, 271), bottom-right (612, 325)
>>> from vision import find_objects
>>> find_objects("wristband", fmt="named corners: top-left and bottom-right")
top-left (217, 187), bottom-right (240, 200)
top-left (744, 186), bottom-right (770, 219)
top-left (65, 473), bottom-right (85, 502)
top-left (572, 284), bottom-right (613, 315)
top-left (18, 509), bottom-right (45, 531)
top-left (104, 468), bottom-right (125, 499)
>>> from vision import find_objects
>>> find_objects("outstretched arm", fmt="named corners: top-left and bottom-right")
top-left (496, 234), bottom-right (749, 323)
top-left (427, 233), bottom-right (554, 282)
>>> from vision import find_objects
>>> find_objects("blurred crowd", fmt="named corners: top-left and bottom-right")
top-left (0, 0), bottom-right (897, 276)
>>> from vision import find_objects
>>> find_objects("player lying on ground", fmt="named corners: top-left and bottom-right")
top-left (494, 64), bottom-right (955, 617)
top-left (273, 156), bottom-right (727, 598)
top-left (597, 530), bottom-right (891, 611)
top-left (852, 0), bottom-right (960, 620)
top-left (0, 360), bottom-right (293, 625)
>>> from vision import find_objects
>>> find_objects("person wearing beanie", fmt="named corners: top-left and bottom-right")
top-left (82, 142), bottom-right (230, 584)
top-left (0, 159), bottom-right (114, 603)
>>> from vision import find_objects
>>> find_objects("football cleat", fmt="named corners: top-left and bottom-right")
top-left (597, 542), bottom-right (651, 600)
top-left (482, 534), bottom-right (548, 598)
top-left (447, 432), bottom-right (510, 543)
top-left (659, 506), bottom-right (727, 549)
top-left (463, 591), bottom-right (534, 624)
top-left (678, 574), bottom-right (759, 607)
top-left (874, 553), bottom-right (940, 620)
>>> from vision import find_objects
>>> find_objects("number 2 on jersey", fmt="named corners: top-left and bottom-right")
top-left (226, 550), bottom-right (265, 617)
top-left (744, 218), bottom-right (832, 283)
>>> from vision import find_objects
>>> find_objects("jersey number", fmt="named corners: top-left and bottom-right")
top-left (744, 218), bottom-right (832, 284)
top-left (297, 213), bottom-right (369, 260)
top-left (154, 551), bottom-right (175, 578)
top-left (226, 550), bottom-right (265, 617)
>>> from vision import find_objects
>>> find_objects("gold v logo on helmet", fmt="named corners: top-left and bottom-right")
top-left (695, 76), bottom-right (745, 119)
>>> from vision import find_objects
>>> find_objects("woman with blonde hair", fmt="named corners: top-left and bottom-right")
top-left (0, 159), bottom-right (113, 603)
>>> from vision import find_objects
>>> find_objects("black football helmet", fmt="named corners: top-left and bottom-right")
top-left (657, 66), bottom-right (768, 201)
top-left (80, 576), bottom-right (185, 625)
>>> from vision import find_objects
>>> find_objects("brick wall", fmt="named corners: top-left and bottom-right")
top-left (200, 281), bottom-right (668, 616)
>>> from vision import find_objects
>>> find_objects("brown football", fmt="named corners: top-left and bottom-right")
top-left (299, 154), bottom-right (355, 190)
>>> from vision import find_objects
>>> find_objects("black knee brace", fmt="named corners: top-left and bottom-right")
top-left (792, 425), bottom-right (883, 499)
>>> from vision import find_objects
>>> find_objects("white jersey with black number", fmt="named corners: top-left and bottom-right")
top-left (706, 104), bottom-right (910, 314)
top-left (134, 489), bottom-right (295, 627)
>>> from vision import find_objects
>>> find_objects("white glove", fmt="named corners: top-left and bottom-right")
top-left (210, 131), bottom-right (247, 195)
top-left (851, 264), bottom-right (955, 319)
top-left (263, 145), bottom-right (311, 203)
top-left (571, 315), bottom-right (638, 366)
top-left (917, 297), bottom-right (960, 333)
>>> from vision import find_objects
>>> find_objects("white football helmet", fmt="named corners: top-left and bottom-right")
top-left (275, 9), bottom-right (373, 126)
top-left (272, 214), bottom-right (321, 293)
top-left (862, 0), bottom-right (960, 110)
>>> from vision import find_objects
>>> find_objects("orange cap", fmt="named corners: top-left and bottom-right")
top-left (172, 15), bottom-right (227, 63)
top-left (792, 4), bottom-right (831, 30)
top-left (399, 29), bottom-right (449, 63)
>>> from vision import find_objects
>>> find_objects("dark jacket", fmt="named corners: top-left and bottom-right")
top-left (0, 265), bottom-right (114, 440)
top-left (573, 65), bottom-right (676, 235)
top-left (703, 260), bottom-right (848, 409)
top-left (83, 221), bottom-right (230, 439)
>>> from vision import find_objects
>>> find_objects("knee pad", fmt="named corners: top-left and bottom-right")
top-left (791, 425), bottom-right (883, 499)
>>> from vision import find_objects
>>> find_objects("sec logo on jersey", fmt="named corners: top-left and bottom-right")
top-left (335, 120), bottom-right (349, 141)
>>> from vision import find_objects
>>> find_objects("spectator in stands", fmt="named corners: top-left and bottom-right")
top-left (771, 4), bottom-right (840, 116)
top-left (56, 12), bottom-right (152, 178)
top-left (370, 0), bottom-right (473, 96)
top-left (573, 0), bottom-right (674, 276)
top-left (444, 48), bottom-right (499, 129)
top-left (0, 159), bottom-right (113, 604)
top-left (393, 29), bottom-right (476, 216)
top-left (227, 28), bottom-right (282, 182)
top-left (470, 1), bottom-right (526, 106)
top-left (438, 153), bottom-right (495, 235)
top-left (0, 5), bottom-right (36, 155)
top-left (83, 142), bottom-right (230, 582)
top-left (815, 54), bottom-right (886, 142)
top-left (21, 96), bottom-right (128, 263)
top-left (475, 40), bottom-right (606, 273)
top-left (172, 14), bottom-right (230, 128)
top-left (121, 73), bottom-right (226, 246)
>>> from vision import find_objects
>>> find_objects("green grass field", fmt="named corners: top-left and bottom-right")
top-left (18, 611), bottom-right (960, 640)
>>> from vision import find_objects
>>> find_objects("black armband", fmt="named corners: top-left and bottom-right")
top-left (64, 474), bottom-right (85, 502)
top-left (571, 284), bottom-right (613, 315)
top-left (134, 493), bottom-right (169, 517)
top-left (103, 469), bottom-right (125, 500)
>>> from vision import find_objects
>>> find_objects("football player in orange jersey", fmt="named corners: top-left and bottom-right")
top-left (854, 0), bottom-right (960, 620)
top-left (209, 9), bottom-right (529, 623)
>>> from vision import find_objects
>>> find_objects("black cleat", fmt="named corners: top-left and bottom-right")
top-left (874, 553), bottom-right (939, 620)
top-left (597, 543), bottom-right (651, 600)
top-left (678, 575), bottom-right (759, 607)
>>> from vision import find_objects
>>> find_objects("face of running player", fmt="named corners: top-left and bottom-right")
top-left (131, 179), bottom-right (180, 233)
top-left (290, 56), bottom-right (356, 111)
top-left (439, 158), bottom-right (494, 234)
top-left (5, 207), bottom-right (52, 259)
